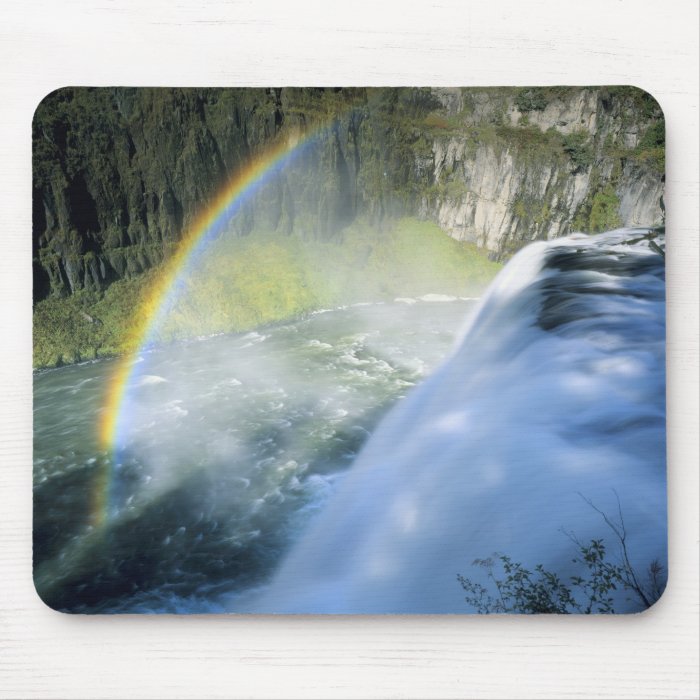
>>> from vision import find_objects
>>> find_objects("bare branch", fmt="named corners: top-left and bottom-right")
top-left (577, 491), bottom-right (652, 608)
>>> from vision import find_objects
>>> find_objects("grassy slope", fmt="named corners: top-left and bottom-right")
top-left (33, 218), bottom-right (501, 368)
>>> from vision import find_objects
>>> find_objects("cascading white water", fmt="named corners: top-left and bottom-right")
top-left (245, 228), bottom-right (666, 613)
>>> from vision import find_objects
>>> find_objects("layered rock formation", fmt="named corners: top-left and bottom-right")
top-left (33, 86), bottom-right (664, 299)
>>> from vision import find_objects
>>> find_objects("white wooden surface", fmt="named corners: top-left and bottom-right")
top-left (1, 1), bottom-right (698, 698)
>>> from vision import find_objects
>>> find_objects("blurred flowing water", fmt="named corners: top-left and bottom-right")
top-left (34, 228), bottom-right (666, 614)
top-left (251, 228), bottom-right (666, 613)
top-left (34, 297), bottom-right (476, 612)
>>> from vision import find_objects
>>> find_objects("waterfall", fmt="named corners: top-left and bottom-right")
top-left (244, 228), bottom-right (666, 613)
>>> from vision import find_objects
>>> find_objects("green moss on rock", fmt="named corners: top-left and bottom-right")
top-left (33, 218), bottom-right (500, 368)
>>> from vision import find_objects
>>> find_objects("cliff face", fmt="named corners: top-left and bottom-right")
top-left (422, 88), bottom-right (663, 254)
top-left (33, 86), bottom-right (664, 299)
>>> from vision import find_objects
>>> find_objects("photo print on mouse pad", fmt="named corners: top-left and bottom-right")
top-left (32, 86), bottom-right (666, 614)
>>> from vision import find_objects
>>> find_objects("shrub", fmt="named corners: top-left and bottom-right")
top-left (563, 130), bottom-right (594, 171)
top-left (639, 121), bottom-right (664, 149)
top-left (515, 88), bottom-right (548, 113)
top-left (424, 113), bottom-right (450, 130)
top-left (457, 494), bottom-right (666, 613)
top-left (633, 121), bottom-right (665, 175)
top-left (588, 184), bottom-right (622, 232)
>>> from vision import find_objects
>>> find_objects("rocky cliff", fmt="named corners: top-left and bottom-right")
top-left (33, 86), bottom-right (664, 300)
top-left (423, 87), bottom-right (664, 253)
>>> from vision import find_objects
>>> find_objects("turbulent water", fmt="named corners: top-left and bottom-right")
top-left (33, 228), bottom-right (666, 614)
top-left (249, 228), bottom-right (666, 613)
top-left (34, 297), bottom-right (476, 612)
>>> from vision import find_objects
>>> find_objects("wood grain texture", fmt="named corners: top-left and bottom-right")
top-left (1, 1), bottom-right (698, 698)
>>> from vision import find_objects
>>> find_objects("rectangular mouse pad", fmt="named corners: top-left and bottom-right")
top-left (32, 86), bottom-right (666, 614)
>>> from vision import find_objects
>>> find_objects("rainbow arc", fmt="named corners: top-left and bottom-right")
top-left (94, 121), bottom-right (337, 524)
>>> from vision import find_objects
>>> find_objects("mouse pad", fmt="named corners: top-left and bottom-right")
top-left (32, 87), bottom-right (666, 614)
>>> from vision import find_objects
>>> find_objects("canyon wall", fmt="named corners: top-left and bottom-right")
top-left (33, 86), bottom-right (664, 299)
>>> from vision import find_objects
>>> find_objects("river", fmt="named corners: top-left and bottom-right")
top-left (34, 228), bottom-right (667, 614)
top-left (34, 297), bottom-right (476, 612)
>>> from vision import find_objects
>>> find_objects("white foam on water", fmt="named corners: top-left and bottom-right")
top-left (136, 374), bottom-right (167, 387)
top-left (246, 229), bottom-right (666, 614)
top-left (419, 293), bottom-right (458, 302)
top-left (307, 339), bottom-right (333, 349)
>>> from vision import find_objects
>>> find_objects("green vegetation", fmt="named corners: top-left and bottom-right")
top-left (633, 120), bottom-right (665, 175)
top-left (588, 184), bottom-right (622, 232)
top-left (515, 88), bottom-right (549, 113)
top-left (572, 178), bottom-right (623, 233)
top-left (32, 86), bottom-right (664, 364)
top-left (423, 113), bottom-right (451, 130)
top-left (512, 196), bottom-right (551, 227)
top-left (496, 123), bottom-right (565, 163)
top-left (562, 130), bottom-right (594, 171)
top-left (33, 272), bottom-right (158, 367)
top-left (592, 120), bottom-right (664, 179)
top-left (458, 497), bottom-right (666, 614)
top-left (600, 86), bottom-right (662, 121)
top-left (33, 218), bottom-right (501, 368)
top-left (33, 86), bottom-right (664, 304)
top-left (458, 539), bottom-right (664, 614)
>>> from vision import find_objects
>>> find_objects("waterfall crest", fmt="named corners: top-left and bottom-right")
top-left (247, 228), bottom-right (666, 613)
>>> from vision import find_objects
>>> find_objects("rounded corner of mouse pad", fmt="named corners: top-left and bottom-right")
top-left (32, 86), bottom-right (666, 615)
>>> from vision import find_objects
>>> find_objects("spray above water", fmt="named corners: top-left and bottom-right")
top-left (33, 226), bottom-right (665, 613)
top-left (245, 228), bottom-right (666, 613)
top-left (34, 295), bottom-right (472, 612)
top-left (95, 120), bottom-right (344, 526)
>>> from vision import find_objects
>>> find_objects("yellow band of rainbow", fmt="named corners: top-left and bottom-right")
top-left (98, 123), bottom-right (330, 456)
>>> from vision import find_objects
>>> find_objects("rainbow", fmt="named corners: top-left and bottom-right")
top-left (94, 122), bottom-right (332, 523)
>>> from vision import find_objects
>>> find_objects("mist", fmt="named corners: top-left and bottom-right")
top-left (34, 292), bottom-right (478, 612)
top-left (240, 228), bottom-right (666, 613)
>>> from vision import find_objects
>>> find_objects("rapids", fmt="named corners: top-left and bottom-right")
top-left (33, 298), bottom-right (476, 612)
top-left (245, 228), bottom-right (667, 613)
top-left (33, 227), bottom-right (666, 614)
